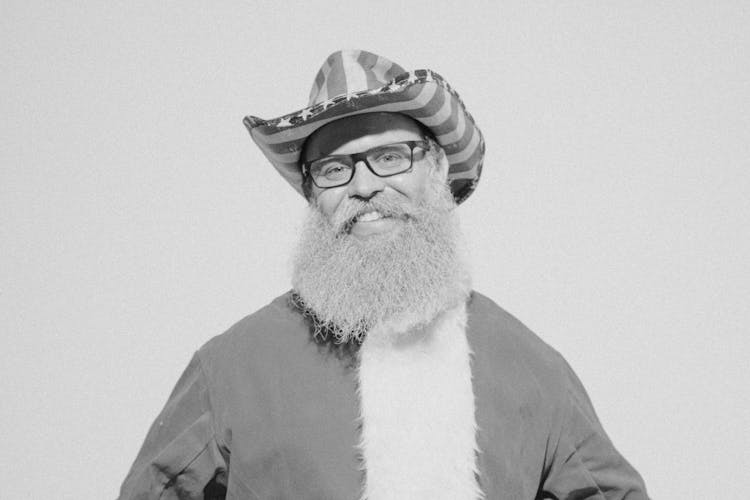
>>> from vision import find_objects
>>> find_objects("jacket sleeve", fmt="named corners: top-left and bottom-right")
top-left (541, 358), bottom-right (650, 500)
top-left (118, 353), bottom-right (228, 500)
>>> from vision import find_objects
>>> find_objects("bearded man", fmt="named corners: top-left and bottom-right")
top-left (118, 50), bottom-right (649, 500)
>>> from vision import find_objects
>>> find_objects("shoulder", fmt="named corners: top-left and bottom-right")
top-left (467, 291), bottom-right (570, 391)
top-left (195, 291), bottom-right (308, 370)
top-left (467, 291), bottom-right (563, 362)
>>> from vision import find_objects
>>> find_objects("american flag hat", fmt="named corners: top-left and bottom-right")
top-left (243, 49), bottom-right (485, 204)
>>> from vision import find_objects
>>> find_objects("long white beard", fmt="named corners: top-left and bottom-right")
top-left (291, 178), bottom-right (471, 344)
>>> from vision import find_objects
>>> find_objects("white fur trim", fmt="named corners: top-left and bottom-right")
top-left (356, 302), bottom-right (483, 500)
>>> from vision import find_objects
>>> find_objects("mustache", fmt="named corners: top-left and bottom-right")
top-left (327, 195), bottom-right (416, 234)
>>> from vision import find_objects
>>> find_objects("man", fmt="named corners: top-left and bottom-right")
top-left (119, 50), bottom-right (649, 499)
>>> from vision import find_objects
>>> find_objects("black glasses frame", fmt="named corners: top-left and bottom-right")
top-left (301, 140), bottom-right (431, 189)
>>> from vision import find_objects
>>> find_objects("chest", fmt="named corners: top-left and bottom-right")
top-left (214, 326), bottom-right (547, 499)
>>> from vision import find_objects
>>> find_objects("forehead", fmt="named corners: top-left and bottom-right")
top-left (304, 113), bottom-right (424, 158)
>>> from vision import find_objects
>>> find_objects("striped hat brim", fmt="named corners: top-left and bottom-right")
top-left (243, 69), bottom-right (484, 204)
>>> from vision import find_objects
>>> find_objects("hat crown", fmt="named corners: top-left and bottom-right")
top-left (308, 50), bottom-right (406, 106)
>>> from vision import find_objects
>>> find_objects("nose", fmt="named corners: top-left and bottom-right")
top-left (347, 160), bottom-right (385, 199)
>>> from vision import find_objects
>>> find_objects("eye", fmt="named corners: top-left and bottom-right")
top-left (379, 152), bottom-right (405, 163)
top-left (319, 161), bottom-right (351, 180)
top-left (372, 146), bottom-right (409, 168)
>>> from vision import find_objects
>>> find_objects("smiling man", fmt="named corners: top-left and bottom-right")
top-left (118, 50), bottom-right (649, 500)
top-left (293, 112), bottom-right (469, 345)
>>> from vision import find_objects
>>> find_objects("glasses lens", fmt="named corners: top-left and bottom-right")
top-left (310, 158), bottom-right (353, 187)
top-left (367, 143), bottom-right (413, 176)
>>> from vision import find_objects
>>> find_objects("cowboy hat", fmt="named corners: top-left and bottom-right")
top-left (243, 49), bottom-right (485, 203)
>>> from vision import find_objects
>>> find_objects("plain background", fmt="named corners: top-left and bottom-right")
top-left (2, 1), bottom-right (748, 498)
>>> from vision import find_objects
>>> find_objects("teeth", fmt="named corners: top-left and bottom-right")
top-left (357, 211), bottom-right (383, 222)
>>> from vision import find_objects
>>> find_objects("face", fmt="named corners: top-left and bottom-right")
top-left (304, 113), bottom-right (444, 239)
top-left (293, 117), bottom-right (466, 342)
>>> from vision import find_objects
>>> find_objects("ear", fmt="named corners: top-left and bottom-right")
top-left (302, 174), bottom-right (318, 204)
top-left (432, 147), bottom-right (450, 181)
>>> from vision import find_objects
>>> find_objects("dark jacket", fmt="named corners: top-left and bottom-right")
top-left (118, 291), bottom-right (648, 499)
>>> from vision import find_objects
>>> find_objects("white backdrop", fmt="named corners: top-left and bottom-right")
top-left (2, 1), bottom-right (748, 498)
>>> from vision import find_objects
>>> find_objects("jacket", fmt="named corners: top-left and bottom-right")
top-left (118, 291), bottom-right (648, 499)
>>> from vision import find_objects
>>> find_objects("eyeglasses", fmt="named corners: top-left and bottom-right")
top-left (301, 140), bottom-right (431, 189)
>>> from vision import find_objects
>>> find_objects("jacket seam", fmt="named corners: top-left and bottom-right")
top-left (196, 350), bottom-right (228, 452)
top-left (158, 438), bottom-right (214, 499)
top-left (195, 350), bottom-right (263, 500)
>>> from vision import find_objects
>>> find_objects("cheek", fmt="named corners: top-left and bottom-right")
top-left (392, 167), bottom-right (431, 202)
top-left (313, 188), bottom-right (346, 218)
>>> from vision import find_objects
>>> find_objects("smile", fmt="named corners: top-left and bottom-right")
top-left (354, 210), bottom-right (387, 223)
top-left (344, 210), bottom-right (407, 238)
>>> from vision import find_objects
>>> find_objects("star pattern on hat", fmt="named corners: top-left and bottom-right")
top-left (386, 80), bottom-right (401, 92)
top-left (246, 51), bottom-right (484, 205)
